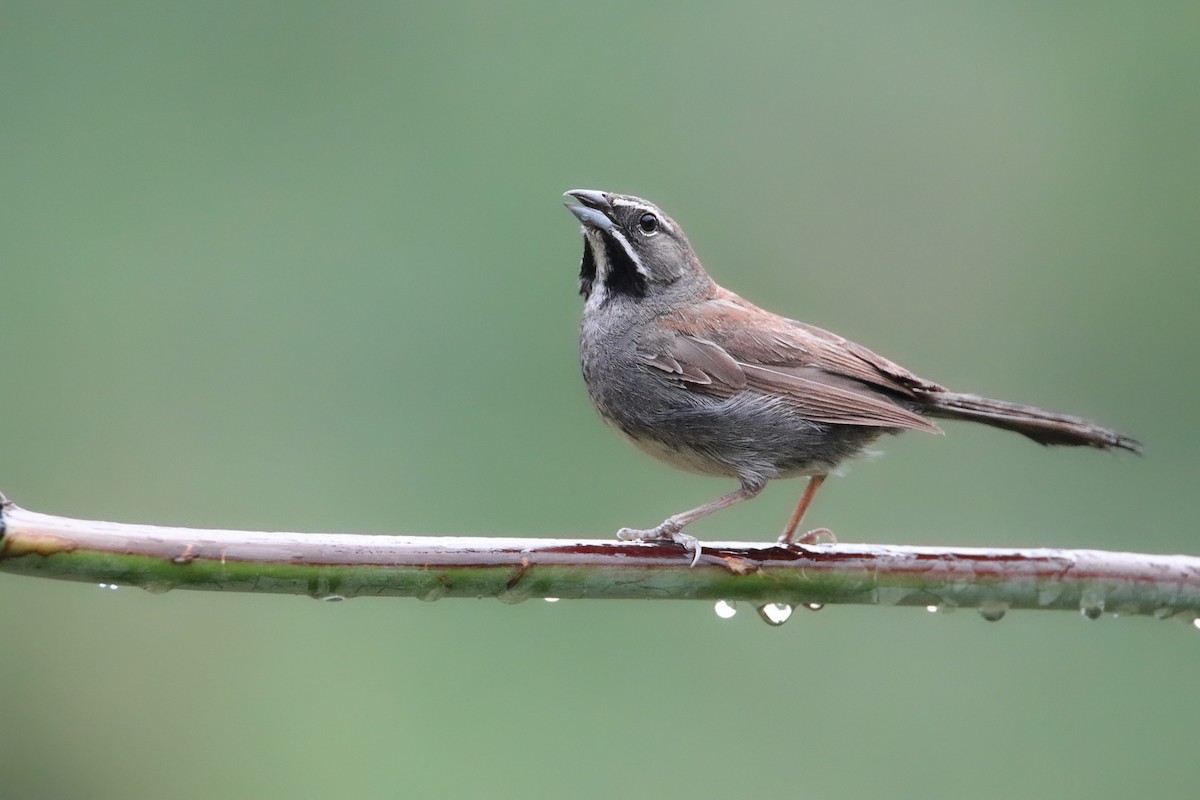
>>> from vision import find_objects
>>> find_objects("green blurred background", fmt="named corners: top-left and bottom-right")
top-left (2, 3), bottom-right (1197, 798)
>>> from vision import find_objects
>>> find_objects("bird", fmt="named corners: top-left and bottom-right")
top-left (563, 189), bottom-right (1140, 565)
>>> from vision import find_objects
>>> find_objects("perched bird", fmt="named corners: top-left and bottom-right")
top-left (563, 189), bottom-right (1139, 564)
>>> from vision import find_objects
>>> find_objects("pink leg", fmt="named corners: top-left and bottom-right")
top-left (778, 474), bottom-right (827, 544)
top-left (617, 480), bottom-right (766, 566)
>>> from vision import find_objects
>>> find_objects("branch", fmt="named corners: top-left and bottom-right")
top-left (2, 494), bottom-right (1197, 623)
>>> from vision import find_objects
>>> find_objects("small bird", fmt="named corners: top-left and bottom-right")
top-left (563, 189), bottom-right (1140, 564)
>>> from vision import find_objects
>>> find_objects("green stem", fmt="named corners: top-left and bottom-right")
top-left (2, 497), bottom-right (1197, 620)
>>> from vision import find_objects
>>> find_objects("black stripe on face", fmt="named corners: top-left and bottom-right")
top-left (578, 237), bottom-right (596, 297)
top-left (600, 232), bottom-right (647, 299)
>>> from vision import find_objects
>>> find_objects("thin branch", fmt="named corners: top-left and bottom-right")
top-left (1, 494), bottom-right (1198, 622)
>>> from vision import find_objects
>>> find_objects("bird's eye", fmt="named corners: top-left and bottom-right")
top-left (638, 213), bottom-right (659, 235)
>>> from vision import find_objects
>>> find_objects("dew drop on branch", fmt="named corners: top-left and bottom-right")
top-left (1080, 589), bottom-right (1105, 621)
top-left (757, 603), bottom-right (793, 626)
top-left (714, 599), bottom-right (737, 619)
top-left (978, 599), bottom-right (1009, 622)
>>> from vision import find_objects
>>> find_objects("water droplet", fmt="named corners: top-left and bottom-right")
top-left (141, 581), bottom-right (173, 595)
top-left (714, 599), bottom-right (738, 619)
top-left (543, 597), bottom-right (560, 603)
top-left (874, 587), bottom-right (910, 607)
top-left (496, 589), bottom-right (532, 605)
top-left (1079, 589), bottom-right (1105, 620)
top-left (803, 602), bottom-right (824, 612)
top-left (925, 602), bottom-right (958, 615)
top-left (757, 603), bottom-right (793, 626)
top-left (978, 600), bottom-right (1009, 623)
top-left (417, 586), bottom-right (446, 602)
top-left (319, 595), bottom-right (345, 602)
top-left (1036, 584), bottom-right (1066, 608)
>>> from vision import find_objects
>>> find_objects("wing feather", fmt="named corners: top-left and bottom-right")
top-left (641, 290), bottom-right (944, 434)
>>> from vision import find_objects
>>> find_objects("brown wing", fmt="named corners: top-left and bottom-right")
top-left (642, 289), bottom-right (942, 433)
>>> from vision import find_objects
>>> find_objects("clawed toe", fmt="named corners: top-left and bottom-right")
top-left (669, 531), bottom-right (702, 567)
top-left (616, 524), bottom-right (702, 567)
top-left (616, 527), bottom-right (645, 542)
top-left (779, 527), bottom-right (837, 546)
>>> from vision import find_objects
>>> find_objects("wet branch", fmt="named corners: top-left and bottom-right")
top-left (2, 496), bottom-right (1198, 622)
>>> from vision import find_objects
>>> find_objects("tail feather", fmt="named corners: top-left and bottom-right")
top-left (918, 391), bottom-right (1141, 453)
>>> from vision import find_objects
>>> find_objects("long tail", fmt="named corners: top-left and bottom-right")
top-left (917, 390), bottom-right (1141, 453)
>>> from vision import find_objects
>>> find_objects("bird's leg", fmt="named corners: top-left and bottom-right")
top-left (618, 479), bottom-right (766, 566)
top-left (778, 474), bottom-right (828, 545)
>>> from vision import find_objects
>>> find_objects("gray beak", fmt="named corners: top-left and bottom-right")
top-left (563, 189), bottom-right (614, 231)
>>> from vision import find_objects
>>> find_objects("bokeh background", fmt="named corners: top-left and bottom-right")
top-left (3, 3), bottom-right (1197, 798)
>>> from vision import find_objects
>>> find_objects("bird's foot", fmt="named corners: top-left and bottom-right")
top-left (617, 522), bottom-right (702, 567)
top-left (779, 527), bottom-right (837, 546)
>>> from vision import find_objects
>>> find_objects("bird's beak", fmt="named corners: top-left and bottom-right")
top-left (563, 189), bottom-right (615, 231)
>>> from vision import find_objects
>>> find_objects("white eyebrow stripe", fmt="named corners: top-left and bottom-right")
top-left (618, 199), bottom-right (660, 216)
top-left (614, 199), bottom-right (677, 235)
